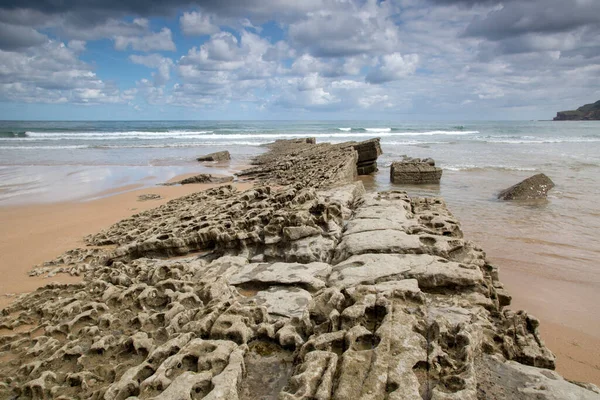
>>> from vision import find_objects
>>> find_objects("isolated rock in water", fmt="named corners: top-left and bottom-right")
top-left (390, 157), bottom-right (443, 184)
top-left (163, 174), bottom-right (234, 186)
top-left (197, 150), bottom-right (231, 162)
top-left (340, 138), bottom-right (383, 175)
top-left (498, 173), bottom-right (555, 200)
top-left (137, 193), bottom-right (161, 201)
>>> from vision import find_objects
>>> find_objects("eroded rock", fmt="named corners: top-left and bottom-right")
top-left (498, 173), bottom-right (555, 200)
top-left (1, 139), bottom-right (597, 400)
top-left (197, 151), bottom-right (231, 162)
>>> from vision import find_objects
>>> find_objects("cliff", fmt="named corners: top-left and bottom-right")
top-left (554, 100), bottom-right (600, 120)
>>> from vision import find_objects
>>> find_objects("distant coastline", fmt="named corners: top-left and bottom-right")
top-left (554, 100), bottom-right (600, 120)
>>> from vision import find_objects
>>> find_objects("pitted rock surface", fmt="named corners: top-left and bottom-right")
top-left (1, 140), bottom-right (598, 400)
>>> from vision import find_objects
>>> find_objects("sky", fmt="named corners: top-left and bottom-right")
top-left (0, 0), bottom-right (599, 120)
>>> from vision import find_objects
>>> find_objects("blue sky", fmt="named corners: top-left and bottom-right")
top-left (1, 0), bottom-right (599, 120)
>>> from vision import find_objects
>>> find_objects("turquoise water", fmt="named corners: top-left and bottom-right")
top-left (0, 119), bottom-right (599, 332)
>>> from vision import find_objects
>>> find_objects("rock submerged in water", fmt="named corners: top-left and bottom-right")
top-left (1, 138), bottom-right (599, 400)
top-left (390, 157), bottom-right (442, 184)
top-left (498, 173), bottom-right (555, 200)
top-left (197, 150), bottom-right (231, 162)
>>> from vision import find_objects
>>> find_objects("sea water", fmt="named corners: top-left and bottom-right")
top-left (1, 120), bottom-right (600, 332)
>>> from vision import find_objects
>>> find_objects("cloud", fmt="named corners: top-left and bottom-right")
top-left (0, 22), bottom-right (47, 50)
top-left (180, 11), bottom-right (219, 36)
top-left (129, 54), bottom-right (174, 86)
top-left (0, 41), bottom-right (128, 104)
top-left (465, 1), bottom-right (600, 40)
top-left (366, 53), bottom-right (419, 84)
top-left (288, 0), bottom-right (401, 57)
top-left (114, 27), bottom-right (176, 52)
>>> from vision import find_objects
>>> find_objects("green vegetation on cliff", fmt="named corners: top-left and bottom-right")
top-left (554, 100), bottom-right (600, 120)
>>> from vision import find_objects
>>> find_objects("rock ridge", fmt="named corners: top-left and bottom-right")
top-left (1, 138), bottom-right (598, 400)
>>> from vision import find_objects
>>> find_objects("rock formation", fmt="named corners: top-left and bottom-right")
top-left (197, 151), bottom-right (231, 162)
top-left (554, 100), bottom-right (600, 120)
top-left (137, 194), bottom-right (162, 201)
top-left (163, 174), bottom-right (234, 186)
top-left (390, 157), bottom-right (443, 184)
top-left (340, 138), bottom-right (382, 175)
top-left (498, 173), bottom-right (555, 200)
top-left (237, 138), bottom-right (381, 188)
top-left (1, 139), bottom-right (599, 400)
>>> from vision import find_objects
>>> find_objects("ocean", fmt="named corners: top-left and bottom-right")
top-left (1, 119), bottom-right (600, 333)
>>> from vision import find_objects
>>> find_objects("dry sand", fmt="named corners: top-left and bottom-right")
top-left (0, 174), bottom-right (598, 387)
top-left (0, 177), bottom-right (252, 309)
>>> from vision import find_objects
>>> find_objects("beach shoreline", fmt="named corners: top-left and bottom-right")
top-left (0, 170), bottom-right (253, 309)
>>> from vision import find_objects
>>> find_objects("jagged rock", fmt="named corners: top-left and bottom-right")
top-left (163, 174), bottom-right (234, 186)
top-left (390, 157), bottom-right (443, 184)
top-left (329, 253), bottom-right (483, 289)
top-left (138, 193), bottom-right (162, 201)
top-left (253, 286), bottom-right (312, 319)
top-left (1, 138), bottom-right (598, 400)
top-left (340, 138), bottom-right (383, 175)
top-left (477, 355), bottom-right (600, 399)
top-left (228, 261), bottom-right (332, 291)
top-left (498, 173), bottom-right (555, 200)
top-left (197, 151), bottom-right (231, 162)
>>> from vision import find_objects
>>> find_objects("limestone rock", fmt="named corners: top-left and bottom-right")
top-left (138, 193), bottom-right (162, 201)
top-left (197, 151), bottom-right (231, 162)
top-left (390, 157), bottom-right (443, 184)
top-left (1, 138), bottom-right (596, 400)
top-left (163, 174), bottom-right (234, 186)
top-left (498, 173), bottom-right (555, 200)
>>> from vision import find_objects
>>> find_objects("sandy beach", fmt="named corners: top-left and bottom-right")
top-left (0, 175), bottom-right (253, 309)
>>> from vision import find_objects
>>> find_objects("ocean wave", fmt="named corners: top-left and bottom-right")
top-left (365, 128), bottom-right (392, 133)
top-left (0, 142), bottom-right (266, 150)
top-left (0, 145), bottom-right (90, 150)
top-left (337, 127), bottom-right (352, 131)
top-left (484, 138), bottom-right (600, 144)
top-left (1, 130), bottom-right (480, 141)
top-left (0, 131), bottom-right (28, 138)
top-left (444, 164), bottom-right (537, 172)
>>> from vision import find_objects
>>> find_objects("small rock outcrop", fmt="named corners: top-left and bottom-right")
top-left (137, 194), bottom-right (162, 201)
top-left (238, 138), bottom-right (382, 188)
top-left (197, 151), bottom-right (231, 162)
top-left (340, 138), bottom-right (382, 175)
top-left (498, 173), bottom-right (555, 200)
top-left (390, 157), bottom-right (442, 184)
top-left (163, 174), bottom-right (234, 186)
top-left (554, 100), bottom-right (600, 120)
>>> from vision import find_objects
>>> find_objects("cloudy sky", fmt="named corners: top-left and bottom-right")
top-left (0, 0), bottom-right (599, 120)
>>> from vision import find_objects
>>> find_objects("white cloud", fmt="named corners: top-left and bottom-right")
top-left (114, 27), bottom-right (176, 52)
top-left (129, 54), bottom-right (174, 86)
top-left (288, 0), bottom-right (401, 57)
top-left (180, 11), bottom-right (219, 36)
top-left (366, 53), bottom-right (419, 84)
top-left (0, 41), bottom-right (127, 104)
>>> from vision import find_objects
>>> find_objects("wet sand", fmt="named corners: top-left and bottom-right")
top-left (0, 176), bottom-right (252, 309)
